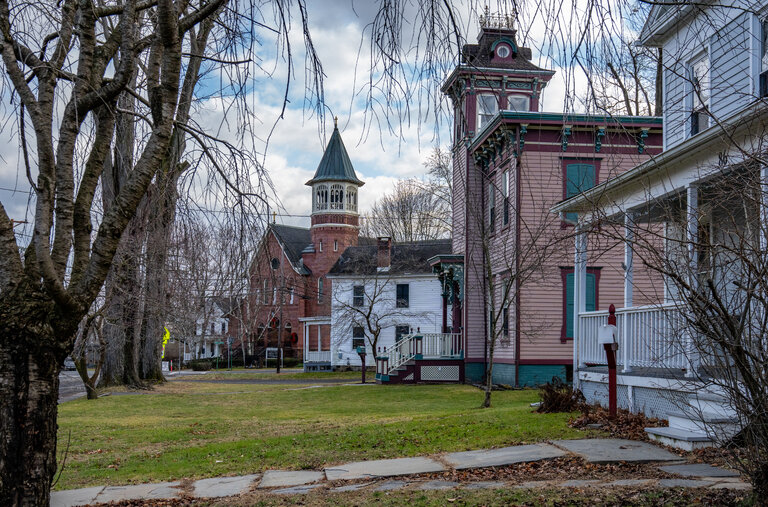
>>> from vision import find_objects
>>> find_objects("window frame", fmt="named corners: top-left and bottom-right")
top-left (689, 51), bottom-right (710, 136)
top-left (506, 94), bottom-right (530, 112)
top-left (353, 285), bottom-right (364, 307)
top-left (561, 158), bottom-right (600, 225)
top-left (560, 267), bottom-right (602, 342)
top-left (395, 324), bottom-right (411, 342)
top-left (488, 181), bottom-right (496, 232)
top-left (318, 277), bottom-right (324, 304)
top-left (476, 93), bottom-right (499, 131)
top-left (395, 283), bottom-right (410, 308)
top-left (502, 170), bottom-right (510, 226)
top-left (352, 326), bottom-right (365, 349)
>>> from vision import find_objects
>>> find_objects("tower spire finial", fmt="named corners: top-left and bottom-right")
top-left (334, 116), bottom-right (338, 128)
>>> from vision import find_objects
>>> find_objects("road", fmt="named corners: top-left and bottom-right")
top-left (58, 370), bottom-right (86, 403)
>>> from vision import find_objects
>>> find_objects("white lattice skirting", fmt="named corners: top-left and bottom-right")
top-left (420, 365), bottom-right (460, 382)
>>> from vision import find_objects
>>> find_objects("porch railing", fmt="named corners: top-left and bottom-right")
top-left (304, 350), bottom-right (331, 363)
top-left (383, 332), bottom-right (463, 375)
top-left (579, 303), bottom-right (688, 371)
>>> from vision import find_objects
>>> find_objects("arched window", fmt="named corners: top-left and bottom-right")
top-left (346, 186), bottom-right (358, 211)
top-left (315, 184), bottom-right (329, 211)
top-left (330, 184), bottom-right (344, 210)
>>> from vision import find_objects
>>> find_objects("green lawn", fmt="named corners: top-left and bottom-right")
top-left (55, 382), bottom-right (599, 490)
top-left (197, 370), bottom-right (362, 381)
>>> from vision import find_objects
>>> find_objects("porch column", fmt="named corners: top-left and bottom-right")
top-left (623, 213), bottom-right (634, 373)
top-left (760, 165), bottom-right (768, 251)
top-left (303, 323), bottom-right (309, 364)
top-left (573, 227), bottom-right (588, 377)
top-left (684, 184), bottom-right (698, 378)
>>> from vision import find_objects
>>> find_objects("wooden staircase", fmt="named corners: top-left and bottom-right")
top-left (375, 332), bottom-right (464, 384)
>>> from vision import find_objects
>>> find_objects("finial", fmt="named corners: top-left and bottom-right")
top-left (272, 211), bottom-right (276, 224)
top-left (334, 116), bottom-right (338, 128)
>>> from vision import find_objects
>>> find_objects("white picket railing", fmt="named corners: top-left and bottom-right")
top-left (305, 350), bottom-right (331, 363)
top-left (384, 332), bottom-right (463, 375)
top-left (579, 303), bottom-right (688, 371)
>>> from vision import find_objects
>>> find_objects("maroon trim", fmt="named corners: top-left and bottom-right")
top-left (560, 266), bottom-right (602, 343)
top-left (514, 154), bottom-right (522, 387)
top-left (518, 359), bottom-right (573, 365)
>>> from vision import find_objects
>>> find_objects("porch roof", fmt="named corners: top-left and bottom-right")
top-left (550, 100), bottom-right (768, 222)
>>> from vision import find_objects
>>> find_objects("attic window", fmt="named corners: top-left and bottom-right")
top-left (496, 44), bottom-right (510, 58)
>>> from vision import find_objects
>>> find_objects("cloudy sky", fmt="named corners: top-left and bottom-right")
top-left (0, 1), bottom-right (610, 234)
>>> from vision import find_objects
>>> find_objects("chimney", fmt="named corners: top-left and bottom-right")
top-left (377, 237), bottom-right (391, 270)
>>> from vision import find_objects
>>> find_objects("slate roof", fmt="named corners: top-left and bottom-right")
top-left (305, 125), bottom-right (364, 186)
top-left (462, 28), bottom-right (548, 73)
top-left (327, 239), bottom-right (452, 276)
top-left (270, 224), bottom-right (312, 274)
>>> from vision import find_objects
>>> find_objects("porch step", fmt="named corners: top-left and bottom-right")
top-left (667, 411), bottom-right (740, 438)
top-left (686, 392), bottom-right (736, 418)
top-left (645, 426), bottom-right (715, 451)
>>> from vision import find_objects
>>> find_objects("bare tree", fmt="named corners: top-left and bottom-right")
top-left (362, 178), bottom-right (450, 241)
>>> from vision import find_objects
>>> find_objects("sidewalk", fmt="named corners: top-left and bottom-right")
top-left (51, 438), bottom-right (750, 506)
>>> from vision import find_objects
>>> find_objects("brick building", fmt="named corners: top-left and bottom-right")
top-left (240, 121), bottom-right (365, 368)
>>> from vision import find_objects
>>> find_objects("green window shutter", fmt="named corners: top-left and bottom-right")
top-left (565, 271), bottom-right (597, 339)
top-left (566, 273), bottom-right (574, 338)
top-left (565, 163), bottom-right (596, 223)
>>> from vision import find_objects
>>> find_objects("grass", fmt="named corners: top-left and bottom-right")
top-left (55, 382), bottom-right (600, 491)
top-left (197, 370), bottom-right (363, 381)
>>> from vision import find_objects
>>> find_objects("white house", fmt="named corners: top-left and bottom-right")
top-left (327, 238), bottom-right (449, 370)
top-left (552, 1), bottom-right (768, 449)
top-left (191, 298), bottom-right (234, 360)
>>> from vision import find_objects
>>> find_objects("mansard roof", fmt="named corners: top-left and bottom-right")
top-left (305, 125), bottom-right (364, 187)
top-left (461, 27), bottom-right (549, 73)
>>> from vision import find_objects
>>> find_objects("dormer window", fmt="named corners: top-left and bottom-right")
top-left (507, 94), bottom-right (530, 112)
top-left (496, 44), bottom-right (510, 58)
top-left (477, 93), bottom-right (498, 131)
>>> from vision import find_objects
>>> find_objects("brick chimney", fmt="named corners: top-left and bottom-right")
top-left (377, 237), bottom-right (391, 270)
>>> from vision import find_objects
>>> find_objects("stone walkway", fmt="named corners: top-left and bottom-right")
top-left (51, 438), bottom-right (750, 506)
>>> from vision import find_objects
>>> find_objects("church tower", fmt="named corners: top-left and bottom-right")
top-left (305, 118), bottom-right (364, 257)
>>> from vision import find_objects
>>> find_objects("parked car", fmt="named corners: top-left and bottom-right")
top-left (63, 357), bottom-right (76, 371)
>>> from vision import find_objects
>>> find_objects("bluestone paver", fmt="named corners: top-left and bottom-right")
top-left (516, 481), bottom-right (551, 489)
top-left (658, 463), bottom-right (739, 478)
top-left (324, 456), bottom-right (444, 481)
top-left (258, 470), bottom-right (324, 488)
top-left (658, 478), bottom-right (714, 488)
top-left (192, 474), bottom-right (259, 498)
top-left (94, 482), bottom-right (181, 502)
top-left (271, 484), bottom-right (322, 495)
top-left (605, 479), bottom-right (653, 487)
top-left (462, 481), bottom-right (507, 490)
top-left (374, 480), bottom-right (409, 491)
top-left (331, 482), bottom-right (373, 492)
top-left (50, 486), bottom-right (104, 507)
top-left (559, 479), bottom-right (601, 487)
top-left (709, 481), bottom-right (752, 490)
top-left (417, 480), bottom-right (460, 490)
top-left (553, 438), bottom-right (680, 464)
top-left (444, 443), bottom-right (566, 470)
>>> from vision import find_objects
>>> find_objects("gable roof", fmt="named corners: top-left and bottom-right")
top-left (327, 239), bottom-right (452, 277)
top-left (270, 224), bottom-right (312, 275)
top-left (305, 125), bottom-right (365, 186)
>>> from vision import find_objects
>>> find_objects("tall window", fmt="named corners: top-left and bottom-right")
top-left (562, 269), bottom-right (598, 341)
top-left (330, 184), bottom-right (344, 210)
top-left (563, 161), bottom-right (596, 223)
top-left (289, 287), bottom-right (294, 304)
top-left (488, 182), bottom-right (496, 232)
top-left (761, 19), bottom-right (768, 97)
top-left (353, 285), bottom-right (364, 307)
top-left (315, 184), bottom-right (328, 210)
top-left (318, 278), bottom-right (324, 304)
top-left (502, 307), bottom-right (509, 337)
top-left (262, 279), bottom-right (269, 304)
top-left (352, 326), bottom-right (365, 349)
top-left (476, 93), bottom-right (498, 131)
top-left (396, 284), bottom-right (410, 308)
top-left (502, 171), bottom-right (510, 226)
top-left (334, 239), bottom-right (338, 251)
top-left (690, 52), bottom-right (709, 135)
top-left (395, 325), bottom-right (411, 342)
top-left (319, 239), bottom-right (323, 252)
top-left (221, 322), bottom-right (226, 334)
top-left (346, 186), bottom-right (358, 211)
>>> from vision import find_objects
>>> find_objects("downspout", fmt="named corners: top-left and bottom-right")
top-left (514, 142), bottom-right (522, 387)
top-left (480, 155), bottom-right (488, 384)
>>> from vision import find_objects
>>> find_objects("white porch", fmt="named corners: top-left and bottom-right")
top-left (300, 317), bottom-right (331, 371)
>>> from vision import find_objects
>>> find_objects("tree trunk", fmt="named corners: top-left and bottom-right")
top-left (0, 284), bottom-right (77, 505)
